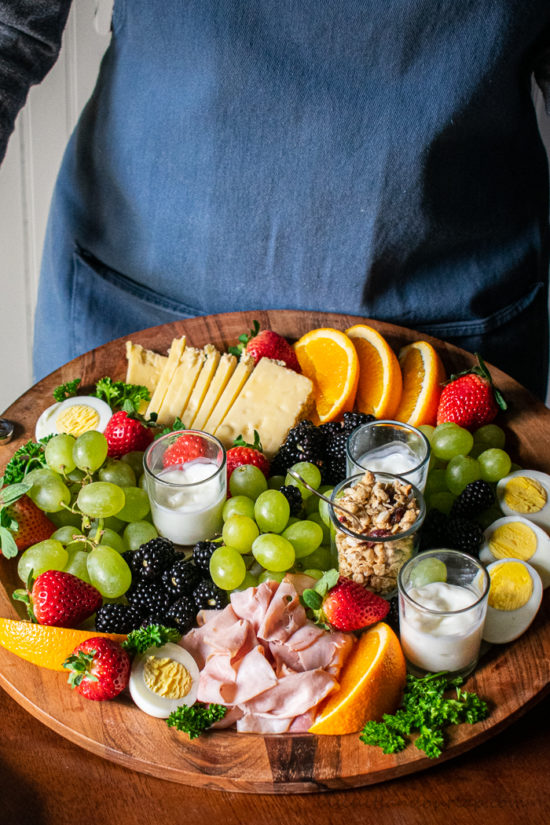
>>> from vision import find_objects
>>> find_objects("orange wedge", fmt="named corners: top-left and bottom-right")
top-left (293, 328), bottom-right (359, 423)
top-left (308, 622), bottom-right (406, 735)
top-left (0, 618), bottom-right (127, 671)
top-left (393, 340), bottom-right (446, 427)
top-left (346, 324), bottom-right (403, 418)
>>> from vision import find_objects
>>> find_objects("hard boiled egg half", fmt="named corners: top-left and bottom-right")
top-left (496, 469), bottom-right (550, 531)
top-left (35, 396), bottom-right (112, 441)
top-left (482, 559), bottom-right (542, 644)
top-left (129, 643), bottom-right (199, 718)
top-left (479, 515), bottom-right (550, 588)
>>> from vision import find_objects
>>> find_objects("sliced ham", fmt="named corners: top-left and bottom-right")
top-left (243, 669), bottom-right (337, 718)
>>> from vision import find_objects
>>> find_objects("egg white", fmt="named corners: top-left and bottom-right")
top-left (497, 470), bottom-right (550, 531)
top-left (482, 559), bottom-right (543, 644)
top-left (129, 642), bottom-right (199, 718)
top-left (35, 396), bottom-right (112, 440)
top-left (480, 515), bottom-right (550, 588)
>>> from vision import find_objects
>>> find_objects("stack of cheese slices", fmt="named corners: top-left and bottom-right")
top-left (125, 338), bottom-right (314, 458)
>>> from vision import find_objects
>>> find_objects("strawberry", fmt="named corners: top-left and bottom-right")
top-left (301, 570), bottom-right (389, 632)
top-left (226, 431), bottom-right (270, 482)
top-left (63, 637), bottom-right (130, 701)
top-left (0, 487), bottom-right (55, 558)
top-left (436, 354), bottom-right (507, 430)
top-left (162, 432), bottom-right (207, 468)
top-left (229, 321), bottom-right (300, 372)
top-left (13, 570), bottom-right (103, 628)
top-left (103, 409), bottom-right (155, 457)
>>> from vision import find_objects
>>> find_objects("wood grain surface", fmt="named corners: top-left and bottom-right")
top-left (1, 310), bottom-right (549, 798)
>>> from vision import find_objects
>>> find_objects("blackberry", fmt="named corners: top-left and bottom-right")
top-left (419, 509), bottom-right (450, 552)
top-left (193, 579), bottom-right (228, 610)
top-left (127, 579), bottom-right (170, 618)
top-left (446, 516), bottom-right (484, 556)
top-left (130, 537), bottom-right (177, 581)
top-left (322, 426), bottom-right (349, 485)
top-left (279, 484), bottom-right (303, 515)
top-left (270, 420), bottom-right (324, 475)
top-left (95, 603), bottom-right (142, 634)
top-left (385, 596), bottom-right (399, 633)
top-left (162, 558), bottom-right (203, 600)
top-left (165, 595), bottom-right (197, 633)
top-left (192, 540), bottom-right (219, 573)
top-left (451, 480), bottom-right (495, 519)
top-left (342, 412), bottom-right (376, 433)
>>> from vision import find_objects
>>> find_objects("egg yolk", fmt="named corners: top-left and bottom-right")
top-left (489, 522), bottom-right (537, 561)
top-left (488, 562), bottom-right (533, 611)
top-left (143, 655), bottom-right (192, 699)
top-left (56, 405), bottom-right (100, 436)
top-left (503, 476), bottom-right (547, 514)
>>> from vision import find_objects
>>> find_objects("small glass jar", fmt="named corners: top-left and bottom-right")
top-left (328, 471), bottom-right (426, 597)
top-left (346, 419), bottom-right (431, 492)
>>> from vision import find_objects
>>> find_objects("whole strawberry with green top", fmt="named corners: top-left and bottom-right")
top-left (63, 637), bottom-right (130, 701)
top-left (14, 570), bottom-right (102, 627)
top-left (226, 431), bottom-right (270, 482)
top-left (301, 570), bottom-right (389, 632)
top-left (103, 404), bottom-right (155, 457)
top-left (229, 321), bottom-right (300, 372)
top-left (436, 354), bottom-right (507, 430)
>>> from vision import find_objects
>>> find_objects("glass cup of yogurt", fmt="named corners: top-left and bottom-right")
top-left (346, 420), bottom-right (431, 492)
top-left (398, 549), bottom-right (490, 679)
top-left (143, 430), bottom-right (226, 546)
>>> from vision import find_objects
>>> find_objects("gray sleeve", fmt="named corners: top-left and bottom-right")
top-left (0, 0), bottom-right (73, 162)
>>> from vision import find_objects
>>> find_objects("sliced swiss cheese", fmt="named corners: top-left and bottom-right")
top-left (192, 352), bottom-right (238, 431)
top-left (146, 336), bottom-right (186, 418)
top-left (155, 346), bottom-right (204, 426)
top-left (125, 341), bottom-right (168, 392)
top-left (203, 353), bottom-right (255, 435)
top-left (214, 358), bottom-right (315, 457)
top-left (181, 344), bottom-right (221, 427)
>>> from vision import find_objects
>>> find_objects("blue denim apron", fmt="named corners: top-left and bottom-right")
top-left (35, 0), bottom-right (550, 396)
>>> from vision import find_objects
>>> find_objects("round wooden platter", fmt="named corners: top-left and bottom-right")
top-left (1, 309), bottom-right (550, 794)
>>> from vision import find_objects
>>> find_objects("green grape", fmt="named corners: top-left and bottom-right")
top-left (209, 545), bottom-right (246, 590)
top-left (66, 467), bottom-right (86, 484)
top-left (222, 515), bottom-right (259, 553)
top-left (425, 469), bottom-right (449, 497)
top-left (120, 450), bottom-right (145, 478)
top-left (432, 425), bottom-right (474, 461)
top-left (99, 458), bottom-right (137, 487)
top-left (302, 568), bottom-right (324, 580)
top-left (267, 475), bottom-right (286, 490)
top-left (318, 489), bottom-right (334, 527)
top-left (222, 495), bottom-right (255, 521)
top-left (116, 487), bottom-right (150, 522)
top-left (475, 506), bottom-right (503, 530)
top-left (477, 448), bottom-right (512, 482)
top-left (63, 548), bottom-right (92, 583)
top-left (282, 520), bottom-right (323, 558)
top-left (86, 545), bottom-right (132, 598)
top-left (17, 540), bottom-right (68, 582)
top-left (473, 424), bottom-right (506, 450)
top-left (47, 508), bottom-right (82, 529)
top-left (254, 490), bottom-right (290, 533)
top-left (285, 461), bottom-right (322, 500)
top-left (89, 515), bottom-right (125, 533)
top-left (123, 520), bottom-right (158, 551)
top-left (418, 424), bottom-right (435, 444)
top-left (252, 533), bottom-right (295, 572)
top-left (258, 569), bottom-right (286, 583)
top-left (295, 544), bottom-right (334, 572)
top-left (45, 434), bottom-right (76, 474)
top-left (26, 469), bottom-right (71, 513)
top-left (232, 571), bottom-right (259, 591)
top-left (138, 472), bottom-right (147, 491)
top-left (77, 482), bottom-right (125, 518)
top-left (66, 538), bottom-right (89, 553)
top-left (410, 558), bottom-right (447, 588)
top-left (229, 465), bottom-right (268, 499)
top-left (427, 491), bottom-right (456, 515)
top-left (307, 512), bottom-right (331, 545)
top-left (73, 431), bottom-right (108, 473)
top-left (445, 455), bottom-right (482, 495)
top-left (51, 525), bottom-right (82, 545)
top-left (303, 494), bottom-right (320, 516)
top-left (468, 443), bottom-right (487, 459)
top-left (92, 527), bottom-right (126, 554)
top-left (285, 516), bottom-right (300, 527)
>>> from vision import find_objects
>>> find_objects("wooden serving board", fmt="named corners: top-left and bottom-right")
top-left (1, 310), bottom-right (549, 794)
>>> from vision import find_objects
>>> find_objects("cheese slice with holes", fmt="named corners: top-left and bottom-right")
top-left (192, 353), bottom-right (238, 431)
top-left (182, 344), bottom-right (221, 427)
top-left (214, 358), bottom-right (314, 457)
top-left (155, 346), bottom-right (204, 426)
top-left (146, 336), bottom-right (186, 418)
top-left (125, 342), bottom-right (168, 393)
top-left (203, 353), bottom-right (255, 435)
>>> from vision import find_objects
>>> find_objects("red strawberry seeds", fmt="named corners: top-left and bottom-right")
top-left (3, 494), bottom-right (55, 554)
top-left (436, 354), bottom-right (507, 430)
top-left (63, 637), bottom-right (130, 701)
top-left (104, 410), bottom-right (154, 457)
top-left (14, 570), bottom-right (103, 628)
top-left (322, 576), bottom-right (390, 632)
top-left (226, 432), bottom-right (270, 482)
top-left (162, 432), bottom-right (207, 468)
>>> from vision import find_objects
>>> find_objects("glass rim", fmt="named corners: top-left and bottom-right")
top-left (345, 418), bottom-right (431, 475)
top-left (397, 548), bottom-right (491, 614)
top-left (143, 429), bottom-right (227, 488)
top-left (328, 470), bottom-right (426, 542)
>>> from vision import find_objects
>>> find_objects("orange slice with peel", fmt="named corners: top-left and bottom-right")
top-left (0, 617), bottom-right (127, 671)
top-left (293, 328), bottom-right (359, 423)
top-left (345, 324), bottom-right (403, 418)
top-left (393, 340), bottom-right (446, 427)
top-left (308, 622), bottom-right (406, 735)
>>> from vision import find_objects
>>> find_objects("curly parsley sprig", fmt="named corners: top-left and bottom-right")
top-left (93, 377), bottom-right (150, 411)
top-left (166, 703), bottom-right (227, 739)
top-left (121, 624), bottom-right (181, 656)
top-left (0, 438), bottom-right (52, 486)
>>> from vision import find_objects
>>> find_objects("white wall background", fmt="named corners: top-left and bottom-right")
top-left (0, 5), bottom-right (549, 414)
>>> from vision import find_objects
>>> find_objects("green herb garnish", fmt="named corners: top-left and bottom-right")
top-left (93, 377), bottom-right (150, 411)
top-left (360, 672), bottom-right (489, 759)
top-left (53, 378), bottom-right (82, 402)
top-left (166, 703), bottom-right (227, 739)
top-left (155, 417), bottom-right (185, 439)
top-left (0, 438), bottom-right (51, 486)
top-left (121, 624), bottom-right (181, 656)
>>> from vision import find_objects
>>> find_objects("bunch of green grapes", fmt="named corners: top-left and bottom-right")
top-left (17, 432), bottom-right (157, 598)
top-left (209, 461), bottom-right (336, 592)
